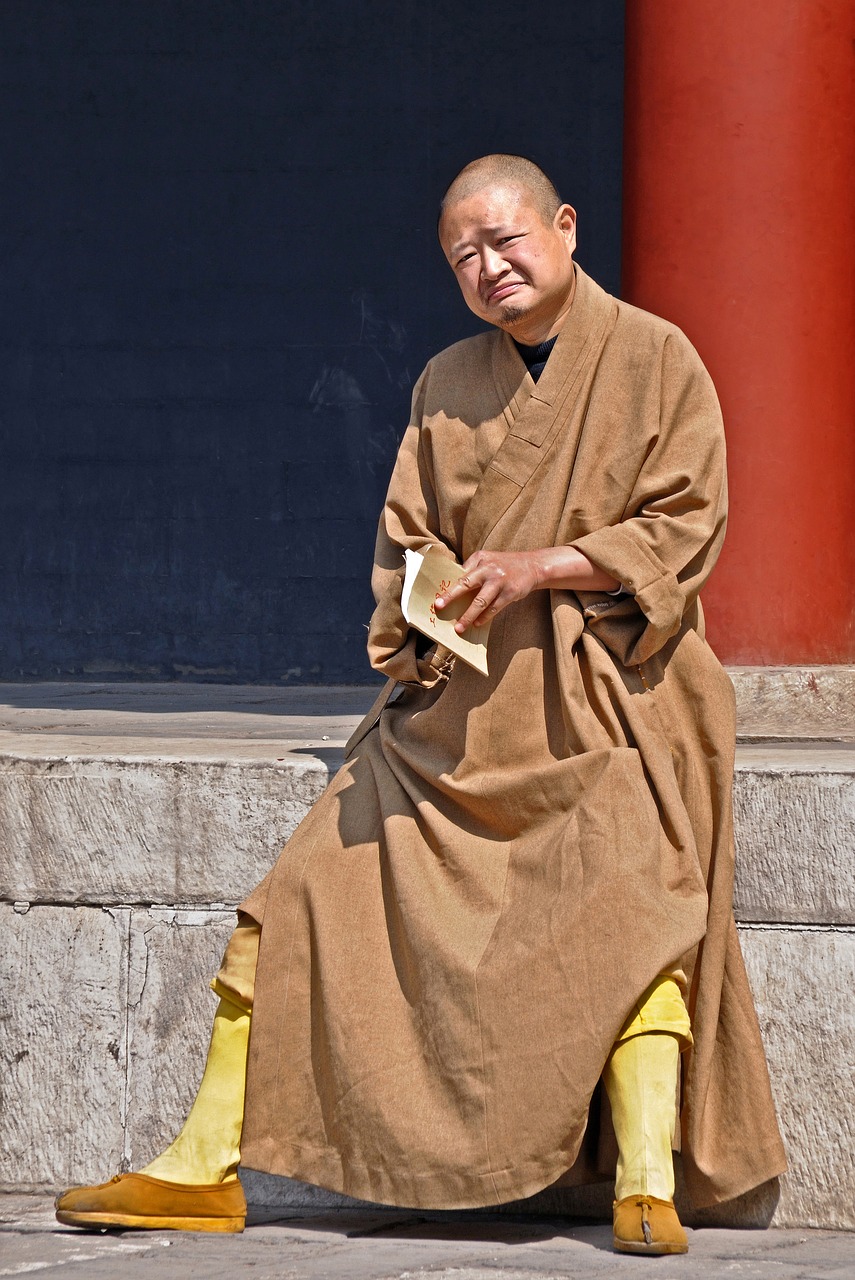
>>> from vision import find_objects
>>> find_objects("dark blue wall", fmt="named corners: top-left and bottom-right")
top-left (0, 1), bottom-right (624, 683)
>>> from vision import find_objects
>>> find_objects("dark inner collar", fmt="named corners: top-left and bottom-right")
top-left (512, 334), bottom-right (558, 382)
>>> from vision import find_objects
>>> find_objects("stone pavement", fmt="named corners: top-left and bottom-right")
top-left (1, 1194), bottom-right (853, 1280)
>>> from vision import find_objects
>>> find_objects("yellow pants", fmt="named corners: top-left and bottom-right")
top-left (616, 971), bottom-right (692, 1049)
top-left (211, 915), bottom-right (260, 1014)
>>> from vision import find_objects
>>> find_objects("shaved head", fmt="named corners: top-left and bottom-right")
top-left (439, 154), bottom-right (562, 229)
top-left (437, 154), bottom-right (577, 343)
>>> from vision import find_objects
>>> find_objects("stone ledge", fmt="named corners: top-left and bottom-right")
top-left (729, 666), bottom-right (855, 741)
top-left (0, 667), bottom-right (851, 742)
top-left (1, 740), bottom-right (852, 924)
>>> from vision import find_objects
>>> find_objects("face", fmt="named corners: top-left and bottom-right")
top-left (439, 184), bottom-right (577, 341)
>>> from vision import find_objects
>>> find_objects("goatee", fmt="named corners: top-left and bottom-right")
top-left (499, 304), bottom-right (526, 324)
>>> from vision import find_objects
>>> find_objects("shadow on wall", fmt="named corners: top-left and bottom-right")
top-left (0, 682), bottom-right (380, 716)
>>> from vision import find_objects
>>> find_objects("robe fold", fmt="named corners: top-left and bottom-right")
top-left (239, 266), bottom-right (787, 1210)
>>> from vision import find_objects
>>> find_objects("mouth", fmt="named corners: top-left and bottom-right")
top-left (484, 281), bottom-right (524, 305)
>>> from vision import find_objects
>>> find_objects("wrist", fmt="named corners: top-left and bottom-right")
top-left (531, 547), bottom-right (563, 589)
top-left (535, 546), bottom-right (585, 588)
top-left (533, 545), bottom-right (621, 593)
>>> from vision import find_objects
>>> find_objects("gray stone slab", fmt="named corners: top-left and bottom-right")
top-left (123, 908), bottom-right (237, 1170)
top-left (0, 752), bottom-right (330, 906)
top-left (3, 742), bottom-right (854, 921)
top-left (0, 904), bottom-right (128, 1189)
top-left (733, 747), bottom-right (855, 925)
top-left (2, 680), bottom-right (853, 921)
top-left (729, 666), bottom-right (855, 741)
top-left (739, 925), bottom-right (855, 1230)
top-left (2, 671), bottom-right (852, 742)
top-left (0, 681), bottom-right (379, 740)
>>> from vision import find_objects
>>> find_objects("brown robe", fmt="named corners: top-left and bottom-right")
top-left (239, 266), bottom-right (787, 1210)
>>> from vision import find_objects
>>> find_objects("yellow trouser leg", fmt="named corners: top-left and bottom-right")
top-left (603, 1030), bottom-right (680, 1201)
top-left (603, 975), bottom-right (691, 1254)
top-left (140, 995), bottom-right (250, 1185)
top-left (603, 972), bottom-right (691, 1201)
top-left (140, 919), bottom-right (261, 1186)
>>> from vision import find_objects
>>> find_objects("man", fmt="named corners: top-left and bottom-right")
top-left (57, 156), bottom-right (787, 1255)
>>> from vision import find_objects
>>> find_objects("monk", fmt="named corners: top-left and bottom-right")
top-left (56, 155), bottom-right (787, 1255)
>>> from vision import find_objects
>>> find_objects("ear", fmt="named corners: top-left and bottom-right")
top-left (555, 204), bottom-right (577, 256)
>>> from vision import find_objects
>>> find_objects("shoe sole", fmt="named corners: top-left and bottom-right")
top-left (614, 1237), bottom-right (688, 1255)
top-left (56, 1209), bottom-right (245, 1233)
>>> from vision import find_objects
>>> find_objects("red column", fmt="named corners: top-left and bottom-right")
top-left (622, 1), bottom-right (855, 663)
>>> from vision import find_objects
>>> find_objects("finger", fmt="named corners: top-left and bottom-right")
top-left (454, 581), bottom-right (504, 632)
top-left (435, 551), bottom-right (490, 608)
top-left (434, 569), bottom-right (483, 610)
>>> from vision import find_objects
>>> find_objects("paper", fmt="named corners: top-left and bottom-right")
top-left (401, 545), bottom-right (491, 676)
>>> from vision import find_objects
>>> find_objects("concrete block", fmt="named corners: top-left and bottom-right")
top-left (0, 904), bottom-right (127, 1189)
top-left (122, 908), bottom-right (236, 1169)
top-left (5, 741), bottom-right (852, 928)
top-left (0, 752), bottom-right (329, 906)
top-left (733, 748), bottom-right (855, 925)
top-left (738, 926), bottom-right (855, 1230)
top-left (730, 666), bottom-right (855, 741)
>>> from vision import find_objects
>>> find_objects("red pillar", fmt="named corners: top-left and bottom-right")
top-left (622, 1), bottom-right (855, 663)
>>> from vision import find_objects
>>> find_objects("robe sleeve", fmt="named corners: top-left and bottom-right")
top-left (365, 366), bottom-right (457, 686)
top-left (571, 330), bottom-right (728, 667)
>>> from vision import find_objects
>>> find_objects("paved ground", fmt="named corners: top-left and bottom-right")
top-left (2, 681), bottom-right (852, 780)
top-left (0, 681), bottom-right (376, 744)
top-left (1, 1195), bottom-right (853, 1280)
top-left (1, 676), bottom-right (851, 744)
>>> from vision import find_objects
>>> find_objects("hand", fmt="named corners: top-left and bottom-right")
top-left (434, 549), bottom-right (546, 633)
top-left (434, 546), bottom-right (620, 633)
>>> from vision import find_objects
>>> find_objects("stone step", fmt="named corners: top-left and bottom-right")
top-left (2, 740), bottom-right (853, 924)
top-left (1, 677), bottom-right (853, 1232)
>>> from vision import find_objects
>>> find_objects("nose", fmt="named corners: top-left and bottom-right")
top-left (479, 246), bottom-right (508, 281)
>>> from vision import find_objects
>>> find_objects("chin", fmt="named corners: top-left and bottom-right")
top-left (496, 304), bottom-right (528, 327)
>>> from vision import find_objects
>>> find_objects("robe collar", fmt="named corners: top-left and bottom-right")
top-left (461, 266), bottom-right (617, 558)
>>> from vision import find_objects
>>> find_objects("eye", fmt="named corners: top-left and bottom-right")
top-left (498, 234), bottom-right (522, 246)
top-left (455, 251), bottom-right (476, 268)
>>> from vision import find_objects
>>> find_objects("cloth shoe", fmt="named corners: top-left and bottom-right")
top-left (55, 988), bottom-right (252, 1232)
top-left (613, 1193), bottom-right (688, 1255)
top-left (55, 1171), bottom-right (246, 1233)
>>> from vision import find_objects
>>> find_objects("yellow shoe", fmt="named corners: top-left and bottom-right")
top-left (613, 1193), bottom-right (688, 1255)
top-left (55, 1171), bottom-right (246, 1233)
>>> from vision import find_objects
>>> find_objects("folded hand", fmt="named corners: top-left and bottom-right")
top-left (433, 550), bottom-right (546, 633)
top-left (434, 546), bottom-right (619, 633)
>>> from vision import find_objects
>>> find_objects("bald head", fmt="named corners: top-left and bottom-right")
top-left (437, 156), bottom-right (577, 344)
top-left (439, 154), bottom-right (562, 230)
